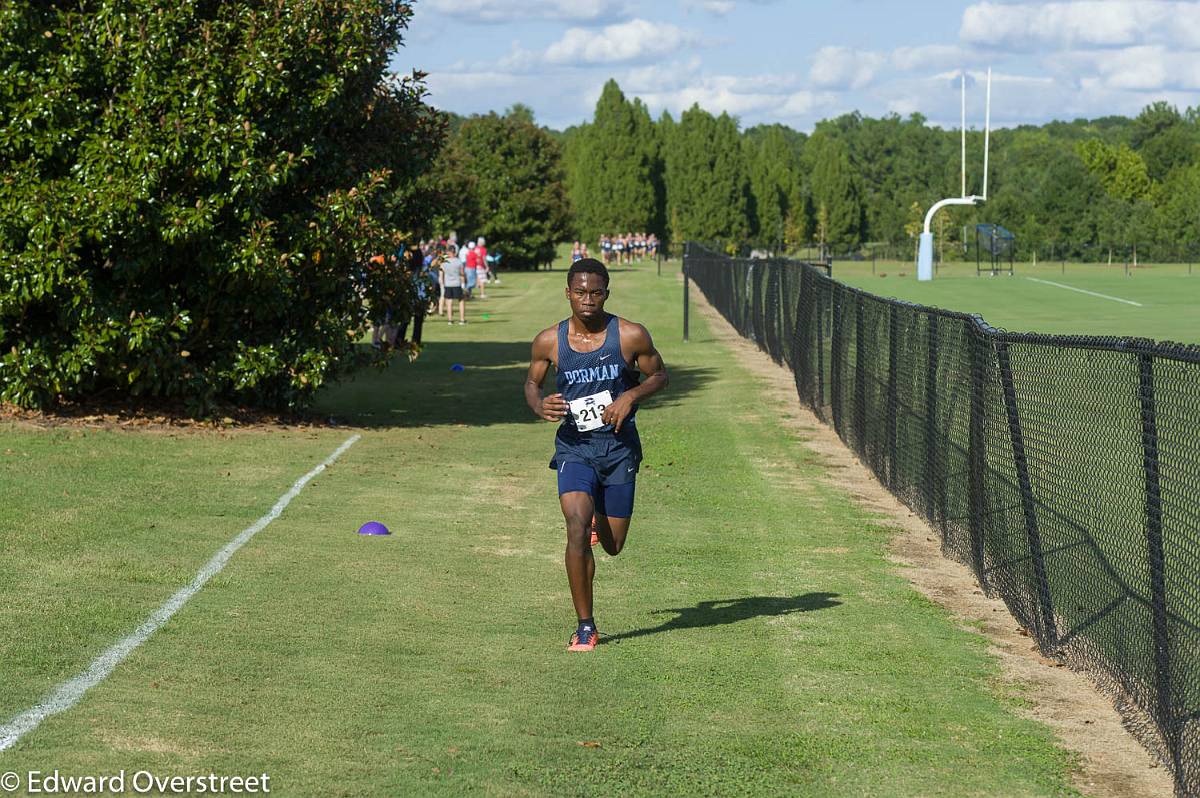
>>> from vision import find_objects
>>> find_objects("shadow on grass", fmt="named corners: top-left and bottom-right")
top-left (314, 341), bottom-right (715, 428)
top-left (604, 592), bottom-right (842, 644)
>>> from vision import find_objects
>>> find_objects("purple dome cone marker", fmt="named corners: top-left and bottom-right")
top-left (358, 521), bottom-right (390, 536)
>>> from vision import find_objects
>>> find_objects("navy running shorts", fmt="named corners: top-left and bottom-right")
top-left (557, 461), bottom-right (636, 518)
top-left (548, 425), bottom-right (641, 484)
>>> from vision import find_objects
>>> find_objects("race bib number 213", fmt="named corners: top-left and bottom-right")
top-left (568, 390), bottom-right (613, 432)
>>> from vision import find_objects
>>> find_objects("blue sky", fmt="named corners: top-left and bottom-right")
top-left (391, 1), bottom-right (1200, 131)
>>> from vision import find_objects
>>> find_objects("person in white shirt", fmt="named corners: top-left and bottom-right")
top-left (439, 244), bottom-right (467, 325)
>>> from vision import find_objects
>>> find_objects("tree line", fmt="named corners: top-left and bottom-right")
top-left (467, 79), bottom-right (1200, 263)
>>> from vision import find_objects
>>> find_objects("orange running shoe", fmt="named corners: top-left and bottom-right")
top-left (590, 515), bottom-right (599, 546)
top-left (567, 625), bottom-right (598, 652)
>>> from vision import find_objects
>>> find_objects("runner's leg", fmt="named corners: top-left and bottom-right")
top-left (592, 479), bottom-right (634, 556)
top-left (592, 515), bottom-right (630, 556)
top-left (560, 491), bottom-right (596, 620)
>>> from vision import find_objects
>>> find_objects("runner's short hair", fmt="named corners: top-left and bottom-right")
top-left (567, 257), bottom-right (609, 288)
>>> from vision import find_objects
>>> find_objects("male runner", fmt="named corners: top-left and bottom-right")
top-left (524, 258), bottom-right (669, 651)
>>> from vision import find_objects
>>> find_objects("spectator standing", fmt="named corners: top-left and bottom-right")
top-left (397, 244), bottom-right (433, 345)
top-left (475, 237), bottom-right (489, 298)
top-left (440, 244), bottom-right (467, 325)
top-left (476, 242), bottom-right (490, 299)
top-left (432, 243), bottom-right (447, 316)
top-left (368, 252), bottom-right (397, 350)
top-left (463, 239), bottom-right (478, 298)
top-left (489, 246), bottom-right (501, 283)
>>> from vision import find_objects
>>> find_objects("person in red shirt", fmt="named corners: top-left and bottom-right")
top-left (463, 241), bottom-right (478, 299)
top-left (475, 237), bottom-right (489, 299)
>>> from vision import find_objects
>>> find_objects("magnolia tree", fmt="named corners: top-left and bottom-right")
top-left (0, 1), bottom-right (444, 411)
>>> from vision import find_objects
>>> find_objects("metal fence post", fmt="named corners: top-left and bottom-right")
top-left (1138, 351), bottom-right (1180, 782)
top-left (831, 285), bottom-right (843, 439)
top-left (781, 264), bottom-right (794, 370)
top-left (886, 304), bottom-right (900, 490)
top-left (814, 273), bottom-right (825, 413)
top-left (794, 266), bottom-right (812, 407)
top-left (854, 294), bottom-right (867, 458)
top-left (968, 323), bottom-right (988, 588)
top-left (997, 340), bottom-right (1058, 649)
top-left (924, 314), bottom-right (940, 526)
top-left (683, 243), bottom-right (690, 343)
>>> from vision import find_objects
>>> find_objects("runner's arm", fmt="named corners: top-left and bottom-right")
top-left (525, 328), bottom-right (568, 422)
top-left (603, 322), bottom-right (668, 431)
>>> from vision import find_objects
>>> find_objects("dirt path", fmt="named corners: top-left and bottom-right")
top-left (688, 279), bottom-right (1174, 798)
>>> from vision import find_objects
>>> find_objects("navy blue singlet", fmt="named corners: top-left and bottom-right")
top-left (549, 314), bottom-right (642, 484)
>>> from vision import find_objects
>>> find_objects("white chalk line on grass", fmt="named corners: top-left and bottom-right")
top-left (1026, 277), bottom-right (1143, 307)
top-left (0, 434), bottom-right (362, 753)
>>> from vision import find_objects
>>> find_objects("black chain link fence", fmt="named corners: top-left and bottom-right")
top-left (684, 242), bottom-right (1200, 796)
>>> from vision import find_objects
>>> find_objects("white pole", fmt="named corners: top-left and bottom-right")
top-left (983, 67), bottom-right (991, 201)
top-left (919, 196), bottom-right (977, 281)
top-left (918, 66), bottom-right (993, 282)
top-left (961, 72), bottom-right (966, 198)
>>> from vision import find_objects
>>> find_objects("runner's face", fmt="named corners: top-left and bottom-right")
top-left (566, 273), bottom-right (608, 320)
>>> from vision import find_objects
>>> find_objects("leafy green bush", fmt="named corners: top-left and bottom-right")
top-left (0, 1), bottom-right (443, 412)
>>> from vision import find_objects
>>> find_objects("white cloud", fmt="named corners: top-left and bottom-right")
top-left (425, 70), bottom-right (524, 94)
top-left (879, 68), bottom-right (1188, 130)
top-left (779, 91), bottom-right (824, 116)
top-left (619, 66), bottom-right (832, 122)
top-left (696, 0), bottom-right (735, 13)
top-left (544, 19), bottom-right (703, 65)
top-left (810, 46), bottom-right (886, 90)
top-left (623, 57), bottom-right (706, 93)
top-left (496, 43), bottom-right (540, 72)
top-left (1054, 45), bottom-right (1200, 90)
top-left (423, 0), bottom-right (630, 24)
top-left (681, 0), bottom-right (778, 13)
top-left (890, 44), bottom-right (971, 72)
top-left (960, 1), bottom-right (1200, 51)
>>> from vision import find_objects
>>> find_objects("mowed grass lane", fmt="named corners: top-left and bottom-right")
top-left (1, 264), bottom-right (1081, 796)
top-left (834, 259), bottom-right (1200, 343)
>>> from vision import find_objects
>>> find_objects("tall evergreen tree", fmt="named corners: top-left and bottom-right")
top-left (806, 132), bottom-right (863, 249)
top-left (560, 123), bottom-right (588, 239)
top-left (666, 105), bottom-right (751, 248)
top-left (656, 110), bottom-right (679, 247)
top-left (746, 125), bottom-right (803, 246)
top-left (570, 80), bottom-right (658, 243)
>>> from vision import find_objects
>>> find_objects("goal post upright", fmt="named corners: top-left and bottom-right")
top-left (918, 68), bottom-right (992, 282)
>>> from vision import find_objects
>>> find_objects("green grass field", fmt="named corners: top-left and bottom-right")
top-left (0, 261), bottom-right (1091, 795)
top-left (831, 258), bottom-right (1200, 344)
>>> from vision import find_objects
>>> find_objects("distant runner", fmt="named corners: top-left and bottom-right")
top-left (524, 258), bottom-right (669, 651)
